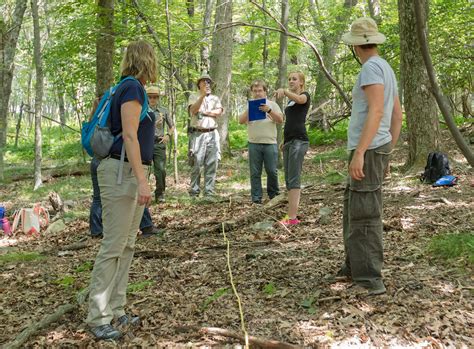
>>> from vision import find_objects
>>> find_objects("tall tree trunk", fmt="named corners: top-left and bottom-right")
top-left (275, 0), bottom-right (289, 167)
top-left (165, 0), bottom-right (179, 183)
top-left (186, 0), bottom-right (194, 16)
top-left (14, 102), bottom-right (24, 147)
top-left (262, 0), bottom-right (268, 70)
top-left (57, 88), bottom-right (66, 126)
top-left (96, 0), bottom-right (115, 97)
top-left (461, 90), bottom-right (472, 118)
top-left (399, 0), bottom-right (440, 169)
top-left (185, 0), bottom-right (195, 115)
top-left (201, 0), bottom-right (213, 73)
top-left (367, 0), bottom-right (381, 23)
top-left (308, 0), bottom-right (357, 131)
top-left (26, 61), bottom-right (33, 128)
top-left (0, 0), bottom-right (28, 181)
top-left (210, 0), bottom-right (232, 154)
top-left (31, 0), bottom-right (43, 190)
top-left (249, 29), bottom-right (255, 70)
top-left (413, 1), bottom-right (474, 167)
top-left (131, 0), bottom-right (188, 92)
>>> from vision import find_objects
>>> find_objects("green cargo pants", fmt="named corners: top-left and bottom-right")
top-left (341, 142), bottom-right (391, 291)
top-left (153, 143), bottom-right (166, 198)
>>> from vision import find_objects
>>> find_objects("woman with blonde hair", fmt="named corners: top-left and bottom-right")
top-left (275, 71), bottom-right (310, 226)
top-left (86, 40), bottom-right (157, 340)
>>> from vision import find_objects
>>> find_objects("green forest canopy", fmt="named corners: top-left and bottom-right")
top-left (5, 0), bottom-right (472, 129)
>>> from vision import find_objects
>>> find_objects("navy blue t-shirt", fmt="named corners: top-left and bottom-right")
top-left (283, 92), bottom-right (310, 144)
top-left (109, 77), bottom-right (155, 162)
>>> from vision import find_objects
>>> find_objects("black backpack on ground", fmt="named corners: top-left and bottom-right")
top-left (420, 152), bottom-right (451, 184)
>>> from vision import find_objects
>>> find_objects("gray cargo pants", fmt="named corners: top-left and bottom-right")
top-left (341, 142), bottom-right (391, 291)
top-left (188, 130), bottom-right (219, 196)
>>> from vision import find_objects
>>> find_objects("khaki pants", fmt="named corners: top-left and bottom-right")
top-left (86, 158), bottom-right (147, 327)
top-left (341, 142), bottom-right (391, 290)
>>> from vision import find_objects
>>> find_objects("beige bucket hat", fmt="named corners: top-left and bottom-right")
top-left (342, 17), bottom-right (386, 46)
top-left (196, 73), bottom-right (213, 88)
top-left (146, 85), bottom-right (160, 95)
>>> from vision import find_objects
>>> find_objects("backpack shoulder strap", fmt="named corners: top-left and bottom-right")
top-left (111, 76), bottom-right (148, 122)
top-left (110, 77), bottom-right (149, 185)
top-left (426, 152), bottom-right (436, 168)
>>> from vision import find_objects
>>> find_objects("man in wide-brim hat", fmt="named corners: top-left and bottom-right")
top-left (187, 72), bottom-right (223, 197)
top-left (145, 85), bottom-right (175, 204)
top-left (196, 73), bottom-right (213, 89)
top-left (337, 17), bottom-right (403, 296)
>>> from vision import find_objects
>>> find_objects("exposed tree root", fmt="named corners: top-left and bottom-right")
top-left (6, 288), bottom-right (89, 349)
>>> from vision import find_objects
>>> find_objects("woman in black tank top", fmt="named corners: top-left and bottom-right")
top-left (275, 71), bottom-right (310, 226)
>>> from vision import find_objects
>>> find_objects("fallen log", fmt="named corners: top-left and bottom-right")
top-left (6, 287), bottom-right (89, 349)
top-left (42, 237), bottom-right (90, 256)
top-left (176, 326), bottom-right (301, 349)
top-left (134, 250), bottom-right (191, 259)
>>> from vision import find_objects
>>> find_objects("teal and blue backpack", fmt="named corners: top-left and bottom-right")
top-left (81, 76), bottom-right (148, 159)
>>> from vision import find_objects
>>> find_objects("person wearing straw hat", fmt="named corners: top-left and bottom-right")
top-left (187, 73), bottom-right (223, 197)
top-left (146, 85), bottom-right (174, 203)
top-left (337, 18), bottom-right (403, 296)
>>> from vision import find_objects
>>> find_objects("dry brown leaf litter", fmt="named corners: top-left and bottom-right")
top-left (0, 138), bottom-right (472, 348)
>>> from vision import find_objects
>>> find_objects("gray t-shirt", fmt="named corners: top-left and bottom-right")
top-left (347, 56), bottom-right (398, 150)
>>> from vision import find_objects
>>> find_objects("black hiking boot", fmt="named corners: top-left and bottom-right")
top-left (90, 324), bottom-right (121, 340)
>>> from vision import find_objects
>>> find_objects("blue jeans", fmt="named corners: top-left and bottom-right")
top-left (248, 142), bottom-right (279, 203)
top-left (89, 157), bottom-right (152, 236)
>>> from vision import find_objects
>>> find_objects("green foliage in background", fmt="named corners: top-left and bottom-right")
top-left (308, 120), bottom-right (348, 146)
top-left (5, 126), bottom-right (82, 164)
top-left (313, 147), bottom-right (347, 163)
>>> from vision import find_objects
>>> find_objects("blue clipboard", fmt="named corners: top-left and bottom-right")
top-left (248, 98), bottom-right (267, 121)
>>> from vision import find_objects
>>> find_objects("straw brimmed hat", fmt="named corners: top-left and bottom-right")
top-left (342, 17), bottom-right (386, 46)
top-left (146, 85), bottom-right (160, 95)
top-left (196, 73), bottom-right (213, 88)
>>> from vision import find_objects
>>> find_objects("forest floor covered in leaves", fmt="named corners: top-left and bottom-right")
top-left (0, 131), bottom-right (473, 348)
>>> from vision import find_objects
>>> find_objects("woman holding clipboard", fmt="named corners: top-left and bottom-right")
top-left (275, 71), bottom-right (310, 226)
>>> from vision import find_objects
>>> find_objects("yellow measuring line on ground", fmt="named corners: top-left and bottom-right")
top-left (221, 223), bottom-right (249, 349)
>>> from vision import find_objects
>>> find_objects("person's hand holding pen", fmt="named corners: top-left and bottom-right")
top-left (258, 104), bottom-right (272, 115)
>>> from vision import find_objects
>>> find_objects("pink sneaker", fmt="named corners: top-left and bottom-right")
top-left (279, 218), bottom-right (300, 226)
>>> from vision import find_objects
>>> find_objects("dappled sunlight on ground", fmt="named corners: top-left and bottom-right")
top-left (400, 216), bottom-right (416, 230)
top-left (434, 281), bottom-right (457, 294)
top-left (0, 236), bottom-right (19, 247)
top-left (330, 282), bottom-right (349, 292)
top-left (1, 129), bottom-right (472, 347)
